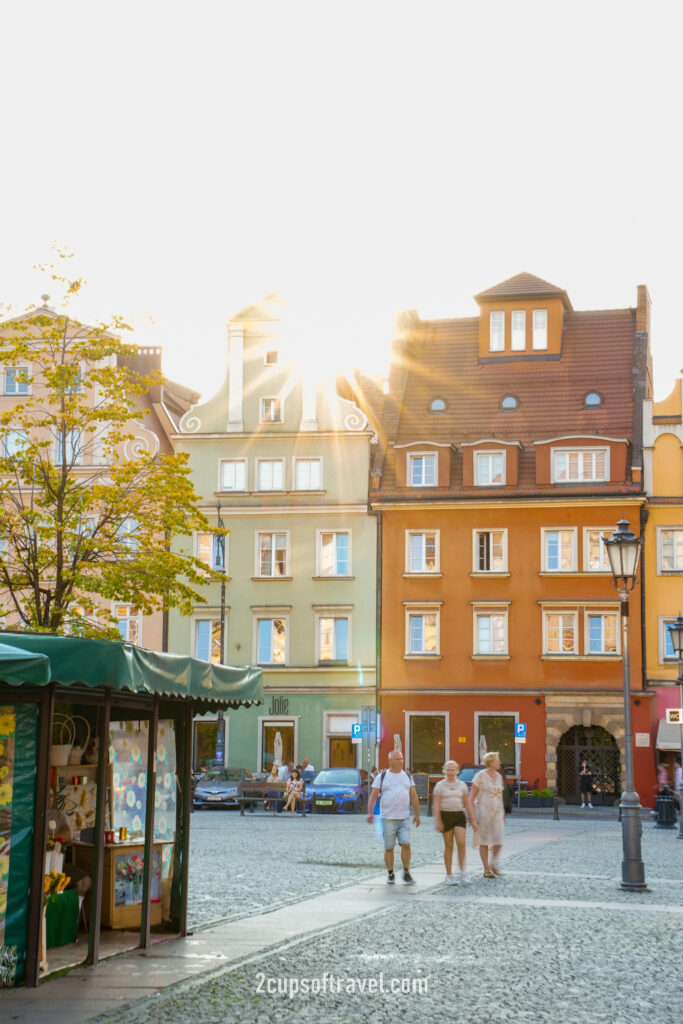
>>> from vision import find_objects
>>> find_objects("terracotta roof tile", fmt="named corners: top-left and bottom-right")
top-left (474, 272), bottom-right (572, 310)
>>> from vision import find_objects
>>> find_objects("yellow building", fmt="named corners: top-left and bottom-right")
top-left (643, 375), bottom-right (683, 785)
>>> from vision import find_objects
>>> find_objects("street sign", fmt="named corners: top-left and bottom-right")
top-left (666, 708), bottom-right (683, 724)
top-left (351, 723), bottom-right (362, 738)
top-left (514, 723), bottom-right (527, 743)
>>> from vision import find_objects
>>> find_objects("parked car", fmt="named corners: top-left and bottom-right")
top-left (307, 768), bottom-right (369, 814)
top-left (193, 767), bottom-right (254, 809)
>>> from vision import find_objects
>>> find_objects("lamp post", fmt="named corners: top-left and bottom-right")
top-left (666, 614), bottom-right (683, 839)
top-left (215, 501), bottom-right (226, 764)
top-left (603, 517), bottom-right (648, 891)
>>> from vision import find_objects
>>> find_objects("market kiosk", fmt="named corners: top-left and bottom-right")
top-left (0, 634), bottom-right (262, 988)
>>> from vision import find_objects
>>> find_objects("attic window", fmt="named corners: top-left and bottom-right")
top-left (264, 350), bottom-right (278, 366)
top-left (500, 395), bottom-right (518, 411)
top-left (430, 398), bottom-right (447, 413)
top-left (584, 391), bottom-right (602, 408)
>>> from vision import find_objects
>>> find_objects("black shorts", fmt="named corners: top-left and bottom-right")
top-left (580, 778), bottom-right (593, 793)
top-left (440, 810), bottom-right (467, 831)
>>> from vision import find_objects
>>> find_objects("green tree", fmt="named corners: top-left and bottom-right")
top-left (0, 267), bottom-right (221, 638)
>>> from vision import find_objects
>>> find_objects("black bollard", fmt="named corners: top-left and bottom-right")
top-left (654, 789), bottom-right (677, 828)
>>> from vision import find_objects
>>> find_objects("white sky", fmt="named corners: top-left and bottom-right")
top-left (1, 1), bottom-right (680, 401)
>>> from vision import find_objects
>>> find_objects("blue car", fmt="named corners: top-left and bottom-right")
top-left (307, 768), bottom-right (369, 814)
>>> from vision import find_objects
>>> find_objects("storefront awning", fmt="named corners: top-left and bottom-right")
top-left (655, 718), bottom-right (683, 751)
top-left (0, 633), bottom-right (262, 708)
top-left (0, 641), bottom-right (51, 685)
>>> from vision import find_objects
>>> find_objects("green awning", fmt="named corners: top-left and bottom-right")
top-left (0, 633), bottom-right (262, 709)
top-left (0, 641), bottom-right (51, 686)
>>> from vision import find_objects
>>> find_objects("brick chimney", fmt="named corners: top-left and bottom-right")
top-left (636, 285), bottom-right (651, 336)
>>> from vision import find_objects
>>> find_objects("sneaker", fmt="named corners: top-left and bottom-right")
top-left (588, 803), bottom-right (594, 809)
top-left (460, 873), bottom-right (472, 886)
top-left (445, 874), bottom-right (458, 885)
top-left (387, 870), bottom-right (395, 884)
top-left (580, 803), bottom-right (586, 808)
top-left (403, 870), bottom-right (415, 884)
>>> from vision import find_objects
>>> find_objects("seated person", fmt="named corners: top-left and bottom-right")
top-left (283, 769), bottom-right (305, 816)
top-left (265, 764), bottom-right (282, 814)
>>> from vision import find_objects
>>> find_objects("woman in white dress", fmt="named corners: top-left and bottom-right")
top-left (470, 751), bottom-right (505, 878)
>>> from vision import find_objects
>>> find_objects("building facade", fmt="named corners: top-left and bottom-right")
top-left (353, 273), bottom-right (655, 804)
top-left (169, 296), bottom-right (377, 774)
top-left (643, 373), bottom-right (683, 785)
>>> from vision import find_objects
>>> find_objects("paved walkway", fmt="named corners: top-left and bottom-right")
top-left (0, 826), bottom-right (556, 1024)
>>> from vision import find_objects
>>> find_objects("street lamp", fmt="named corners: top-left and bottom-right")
top-left (215, 501), bottom-right (227, 764)
top-left (666, 613), bottom-right (683, 839)
top-left (603, 517), bottom-right (648, 891)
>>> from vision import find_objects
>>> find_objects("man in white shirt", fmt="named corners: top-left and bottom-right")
top-left (366, 750), bottom-right (421, 884)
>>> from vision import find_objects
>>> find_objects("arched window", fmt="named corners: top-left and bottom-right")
top-left (430, 398), bottom-right (447, 413)
top-left (584, 391), bottom-right (602, 407)
top-left (500, 395), bottom-right (518, 411)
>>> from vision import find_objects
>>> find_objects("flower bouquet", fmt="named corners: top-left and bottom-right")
top-left (117, 854), bottom-right (144, 904)
top-left (43, 870), bottom-right (70, 904)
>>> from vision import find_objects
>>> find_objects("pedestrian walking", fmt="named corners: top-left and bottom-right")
top-left (366, 750), bottom-right (421, 884)
top-left (432, 760), bottom-right (477, 885)
top-left (470, 751), bottom-right (505, 878)
top-left (579, 757), bottom-right (594, 808)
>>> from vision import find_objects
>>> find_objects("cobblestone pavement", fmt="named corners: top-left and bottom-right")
top-left (102, 813), bottom-right (682, 1024)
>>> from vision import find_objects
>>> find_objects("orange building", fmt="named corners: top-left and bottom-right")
top-left (355, 273), bottom-right (656, 805)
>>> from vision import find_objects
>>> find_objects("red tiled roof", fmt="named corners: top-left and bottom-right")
top-left (474, 272), bottom-right (573, 310)
top-left (371, 306), bottom-right (640, 498)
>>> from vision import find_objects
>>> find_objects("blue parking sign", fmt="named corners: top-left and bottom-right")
top-left (515, 723), bottom-right (527, 739)
top-left (351, 723), bottom-right (362, 739)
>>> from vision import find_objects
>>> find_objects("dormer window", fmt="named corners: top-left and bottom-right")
top-left (430, 398), bottom-right (447, 413)
top-left (532, 310), bottom-right (548, 350)
top-left (489, 312), bottom-right (505, 351)
top-left (552, 447), bottom-right (608, 483)
top-left (408, 452), bottom-right (437, 487)
top-left (511, 311), bottom-right (526, 351)
top-left (500, 395), bottom-right (518, 411)
top-left (584, 391), bottom-right (602, 408)
top-left (475, 451), bottom-right (505, 486)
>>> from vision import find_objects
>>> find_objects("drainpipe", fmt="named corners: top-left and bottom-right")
top-left (640, 504), bottom-right (649, 691)
top-left (375, 507), bottom-right (382, 772)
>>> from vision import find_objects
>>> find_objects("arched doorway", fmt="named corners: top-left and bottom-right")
top-left (557, 725), bottom-right (621, 806)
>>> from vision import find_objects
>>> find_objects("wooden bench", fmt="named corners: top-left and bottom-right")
top-left (237, 779), bottom-right (307, 816)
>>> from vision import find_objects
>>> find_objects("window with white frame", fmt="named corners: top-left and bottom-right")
top-left (406, 530), bottom-right (439, 573)
top-left (318, 531), bottom-right (350, 576)
top-left (584, 528), bottom-right (614, 571)
top-left (552, 447), bottom-right (608, 483)
top-left (117, 517), bottom-right (139, 555)
top-left (476, 714), bottom-right (517, 773)
top-left (544, 611), bottom-right (577, 654)
top-left (220, 459), bottom-right (247, 491)
top-left (54, 428), bottom-right (83, 465)
top-left (4, 366), bottom-right (30, 394)
top-left (474, 609), bottom-right (508, 655)
top-left (473, 529), bottom-right (507, 572)
top-left (489, 311), bottom-right (505, 351)
top-left (405, 606), bottom-right (440, 656)
top-left (511, 310), bottom-right (526, 350)
top-left (294, 457), bottom-right (322, 490)
top-left (407, 452), bottom-right (437, 487)
top-left (195, 618), bottom-right (222, 662)
top-left (257, 531), bottom-right (288, 577)
top-left (115, 604), bottom-right (142, 644)
top-left (658, 527), bottom-right (683, 571)
top-left (586, 611), bottom-right (618, 655)
top-left (532, 309), bottom-right (548, 349)
top-left (256, 616), bottom-right (287, 664)
top-left (260, 397), bottom-right (282, 423)
top-left (257, 459), bottom-right (284, 490)
top-left (475, 451), bottom-right (505, 486)
top-left (660, 618), bottom-right (678, 662)
top-left (198, 532), bottom-right (226, 571)
top-left (1, 429), bottom-right (29, 457)
top-left (542, 528), bottom-right (577, 571)
top-left (317, 614), bottom-right (350, 664)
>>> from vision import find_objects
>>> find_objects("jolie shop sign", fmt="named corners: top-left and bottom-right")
top-left (267, 697), bottom-right (290, 715)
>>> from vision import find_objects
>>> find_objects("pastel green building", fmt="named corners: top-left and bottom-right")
top-left (168, 296), bottom-right (377, 774)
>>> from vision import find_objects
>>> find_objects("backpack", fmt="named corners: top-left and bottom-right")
top-left (376, 767), bottom-right (413, 803)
